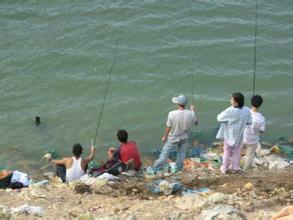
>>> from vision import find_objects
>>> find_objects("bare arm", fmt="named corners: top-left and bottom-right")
top-left (51, 158), bottom-right (67, 165)
top-left (84, 146), bottom-right (96, 163)
top-left (161, 127), bottom-right (171, 142)
top-left (190, 104), bottom-right (199, 125)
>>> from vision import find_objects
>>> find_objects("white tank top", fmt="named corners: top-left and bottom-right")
top-left (66, 157), bottom-right (85, 182)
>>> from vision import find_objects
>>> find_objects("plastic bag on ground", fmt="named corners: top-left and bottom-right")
top-left (11, 171), bottom-right (31, 187)
top-left (199, 205), bottom-right (246, 220)
top-left (10, 204), bottom-right (43, 216)
top-left (182, 188), bottom-right (210, 196)
top-left (79, 173), bottom-right (116, 186)
top-left (146, 179), bottom-right (182, 195)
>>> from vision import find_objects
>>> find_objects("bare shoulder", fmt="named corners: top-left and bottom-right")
top-left (64, 157), bottom-right (73, 167)
top-left (63, 157), bottom-right (72, 162)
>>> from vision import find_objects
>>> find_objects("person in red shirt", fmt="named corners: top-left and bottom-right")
top-left (112, 129), bottom-right (142, 171)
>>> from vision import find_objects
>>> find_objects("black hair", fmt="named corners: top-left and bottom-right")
top-left (251, 95), bottom-right (263, 108)
top-left (232, 92), bottom-right (244, 108)
top-left (117, 129), bottom-right (128, 143)
top-left (34, 116), bottom-right (41, 126)
top-left (72, 143), bottom-right (83, 157)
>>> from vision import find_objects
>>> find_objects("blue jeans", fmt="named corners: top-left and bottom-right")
top-left (153, 139), bottom-right (188, 171)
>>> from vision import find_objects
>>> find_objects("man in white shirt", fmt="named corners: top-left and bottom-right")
top-left (243, 95), bottom-right (266, 170)
top-left (52, 143), bottom-right (96, 182)
top-left (153, 95), bottom-right (198, 171)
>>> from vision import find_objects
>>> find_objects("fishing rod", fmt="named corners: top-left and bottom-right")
top-left (252, 0), bottom-right (258, 95)
top-left (189, 0), bottom-right (195, 105)
top-left (93, 37), bottom-right (121, 146)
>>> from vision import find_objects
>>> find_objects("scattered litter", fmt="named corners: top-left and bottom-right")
top-left (32, 180), bottom-right (49, 187)
top-left (199, 205), bottom-right (246, 220)
top-left (11, 171), bottom-right (31, 187)
top-left (43, 172), bottom-right (55, 179)
top-left (121, 170), bottom-right (136, 177)
top-left (278, 144), bottom-right (293, 160)
top-left (79, 175), bottom-right (108, 187)
top-left (96, 173), bottom-right (120, 180)
top-left (184, 159), bottom-right (211, 170)
top-left (146, 179), bottom-right (182, 195)
top-left (145, 166), bottom-right (156, 175)
top-left (169, 162), bottom-right (177, 173)
top-left (10, 204), bottom-right (43, 216)
top-left (254, 155), bottom-right (290, 169)
top-left (182, 188), bottom-right (210, 196)
top-left (256, 148), bottom-right (271, 157)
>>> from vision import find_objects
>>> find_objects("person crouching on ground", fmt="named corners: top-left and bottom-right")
top-left (243, 95), bottom-right (265, 170)
top-left (109, 129), bottom-right (142, 171)
top-left (52, 143), bottom-right (96, 182)
top-left (216, 92), bottom-right (252, 174)
top-left (152, 94), bottom-right (198, 172)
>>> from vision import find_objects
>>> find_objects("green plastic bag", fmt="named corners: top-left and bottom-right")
top-left (47, 150), bottom-right (60, 159)
top-left (278, 144), bottom-right (293, 160)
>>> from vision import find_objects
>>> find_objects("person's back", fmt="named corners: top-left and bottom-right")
top-left (243, 110), bottom-right (265, 145)
top-left (120, 141), bottom-right (141, 171)
top-left (151, 95), bottom-right (198, 172)
top-left (168, 109), bottom-right (196, 143)
top-left (216, 92), bottom-right (252, 174)
top-left (243, 95), bottom-right (265, 170)
top-left (217, 105), bottom-right (251, 147)
top-left (52, 143), bottom-right (96, 182)
top-left (66, 157), bottom-right (85, 182)
top-left (115, 130), bottom-right (142, 171)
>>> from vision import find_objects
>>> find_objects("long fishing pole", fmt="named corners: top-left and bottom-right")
top-left (93, 37), bottom-right (121, 146)
top-left (189, 0), bottom-right (194, 105)
top-left (252, 0), bottom-right (258, 95)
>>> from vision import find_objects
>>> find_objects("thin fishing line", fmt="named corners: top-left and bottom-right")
top-left (188, 0), bottom-right (194, 104)
top-left (93, 37), bottom-right (121, 145)
top-left (252, 0), bottom-right (258, 95)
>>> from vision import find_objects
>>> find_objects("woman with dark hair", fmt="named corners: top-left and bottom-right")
top-left (216, 92), bottom-right (252, 174)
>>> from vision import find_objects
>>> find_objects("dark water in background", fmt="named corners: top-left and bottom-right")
top-left (0, 0), bottom-right (292, 170)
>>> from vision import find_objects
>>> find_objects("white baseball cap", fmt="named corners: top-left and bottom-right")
top-left (172, 95), bottom-right (188, 105)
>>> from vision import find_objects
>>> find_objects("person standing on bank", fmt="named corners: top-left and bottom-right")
top-left (153, 95), bottom-right (198, 171)
top-left (243, 95), bottom-right (265, 170)
top-left (216, 92), bottom-right (252, 174)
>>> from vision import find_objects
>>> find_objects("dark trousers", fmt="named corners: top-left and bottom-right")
top-left (0, 173), bottom-right (13, 188)
top-left (56, 165), bottom-right (66, 182)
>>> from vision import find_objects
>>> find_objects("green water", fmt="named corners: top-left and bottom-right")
top-left (0, 0), bottom-right (292, 170)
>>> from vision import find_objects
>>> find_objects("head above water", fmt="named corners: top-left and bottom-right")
top-left (172, 94), bottom-right (188, 107)
top-left (34, 116), bottom-right (41, 126)
top-left (72, 143), bottom-right (83, 157)
top-left (231, 92), bottom-right (244, 108)
top-left (251, 95), bottom-right (263, 108)
top-left (117, 129), bottom-right (128, 143)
